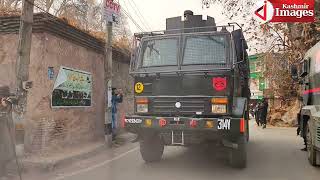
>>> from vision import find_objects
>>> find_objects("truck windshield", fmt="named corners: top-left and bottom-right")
top-left (141, 38), bottom-right (178, 67)
top-left (183, 35), bottom-right (226, 65)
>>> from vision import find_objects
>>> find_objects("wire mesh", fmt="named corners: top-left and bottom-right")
top-left (183, 35), bottom-right (227, 65)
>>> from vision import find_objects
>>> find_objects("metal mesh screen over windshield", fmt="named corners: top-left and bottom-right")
top-left (142, 38), bottom-right (178, 67)
top-left (183, 35), bottom-right (226, 65)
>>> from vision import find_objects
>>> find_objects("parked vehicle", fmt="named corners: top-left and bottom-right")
top-left (291, 41), bottom-right (320, 166)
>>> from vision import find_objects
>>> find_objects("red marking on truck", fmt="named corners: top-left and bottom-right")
top-left (212, 77), bottom-right (227, 91)
top-left (159, 119), bottom-right (167, 127)
top-left (240, 118), bottom-right (245, 133)
top-left (303, 87), bottom-right (320, 95)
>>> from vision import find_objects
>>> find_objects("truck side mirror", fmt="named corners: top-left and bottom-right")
top-left (290, 65), bottom-right (298, 81)
top-left (300, 58), bottom-right (310, 77)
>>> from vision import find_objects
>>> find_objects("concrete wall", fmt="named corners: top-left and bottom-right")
top-left (0, 31), bottom-right (134, 153)
top-left (0, 33), bottom-right (106, 153)
top-left (0, 34), bottom-right (18, 91)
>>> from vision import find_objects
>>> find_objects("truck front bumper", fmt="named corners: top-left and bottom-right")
top-left (124, 115), bottom-right (246, 144)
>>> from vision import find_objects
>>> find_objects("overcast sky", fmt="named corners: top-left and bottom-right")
top-left (119, 0), bottom-right (229, 33)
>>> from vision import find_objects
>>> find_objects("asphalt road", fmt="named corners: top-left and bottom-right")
top-left (23, 121), bottom-right (320, 180)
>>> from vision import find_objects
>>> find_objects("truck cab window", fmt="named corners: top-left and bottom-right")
top-left (141, 38), bottom-right (178, 67)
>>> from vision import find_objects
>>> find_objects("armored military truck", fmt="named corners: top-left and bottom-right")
top-left (291, 41), bottom-right (320, 166)
top-left (125, 11), bottom-right (250, 168)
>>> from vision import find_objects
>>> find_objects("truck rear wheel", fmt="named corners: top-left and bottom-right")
top-left (229, 137), bottom-right (247, 168)
top-left (306, 121), bottom-right (318, 166)
top-left (140, 133), bottom-right (164, 163)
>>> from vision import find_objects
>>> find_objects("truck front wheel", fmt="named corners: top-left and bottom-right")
top-left (229, 137), bottom-right (247, 168)
top-left (306, 121), bottom-right (318, 166)
top-left (140, 133), bottom-right (164, 163)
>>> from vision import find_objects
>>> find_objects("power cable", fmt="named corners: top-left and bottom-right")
top-left (121, 8), bottom-right (145, 32)
top-left (120, 0), bottom-right (145, 32)
top-left (126, 0), bottom-right (151, 31)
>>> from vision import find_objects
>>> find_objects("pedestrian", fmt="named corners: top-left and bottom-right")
top-left (0, 85), bottom-right (15, 179)
top-left (254, 102), bottom-right (261, 126)
top-left (249, 103), bottom-right (255, 118)
top-left (260, 98), bottom-right (269, 129)
top-left (296, 112), bottom-right (307, 151)
top-left (111, 88), bottom-right (123, 141)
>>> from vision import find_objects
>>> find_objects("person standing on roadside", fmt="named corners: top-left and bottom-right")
top-left (0, 85), bottom-right (15, 179)
top-left (254, 102), bottom-right (261, 126)
top-left (111, 88), bottom-right (123, 141)
top-left (260, 98), bottom-right (269, 129)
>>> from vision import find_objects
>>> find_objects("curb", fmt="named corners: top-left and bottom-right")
top-left (22, 143), bottom-right (108, 172)
top-left (20, 132), bottom-right (137, 173)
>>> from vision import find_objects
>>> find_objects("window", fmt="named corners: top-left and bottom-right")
top-left (183, 35), bottom-right (226, 65)
top-left (141, 38), bottom-right (178, 67)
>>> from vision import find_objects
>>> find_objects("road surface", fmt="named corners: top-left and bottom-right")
top-left (23, 121), bottom-right (320, 180)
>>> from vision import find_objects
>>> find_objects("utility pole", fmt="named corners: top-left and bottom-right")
top-left (16, 0), bottom-right (34, 110)
top-left (103, 0), bottom-right (120, 147)
top-left (105, 21), bottom-right (113, 147)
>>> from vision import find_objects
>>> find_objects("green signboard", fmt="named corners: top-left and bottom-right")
top-left (250, 72), bottom-right (261, 79)
top-left (52, 67), bottom-right (92, 107)
top-left (259, 78), bottom-right (266, 91)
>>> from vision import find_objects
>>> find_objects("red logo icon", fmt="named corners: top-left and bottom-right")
top-left (255, 1), bottom-right (268, 21)
top-left (212, 77), bottom-right (227, 91)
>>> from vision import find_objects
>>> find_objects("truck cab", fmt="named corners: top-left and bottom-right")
top-left (125, 11), bottom-right (250, 168)
top-left (293, 41), bottom-right (320, 166)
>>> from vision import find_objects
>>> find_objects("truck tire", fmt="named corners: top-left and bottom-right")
top-left (229, 137), bottom-right (247, 168)
top-left (306, 121), bottom-right (318, 166)
top-left (140, 134), bottom-right (164, 163)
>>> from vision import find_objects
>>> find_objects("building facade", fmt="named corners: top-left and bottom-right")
top-left (249, 54), bottom-right (267, 100)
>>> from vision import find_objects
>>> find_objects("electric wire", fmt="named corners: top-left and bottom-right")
top-left (121, 7), bottom-right (145, 32)
top-left (126, 0), bottom-right (151, 31)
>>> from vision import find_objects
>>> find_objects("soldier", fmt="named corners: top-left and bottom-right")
top-left (260, 98), bottom-right (269, 129)
top-left (254, 102), bottom-right (261, 126)
top-left (0, 85), bottom-right (15, 179)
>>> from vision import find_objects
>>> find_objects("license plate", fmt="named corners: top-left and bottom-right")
top-left (217, 118), bottom-right (231, 130)
top-left (174, 117), bottom-right (180, 121)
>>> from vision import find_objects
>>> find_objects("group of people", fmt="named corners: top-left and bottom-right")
top-left (250, 98), bottom-right (269, 129)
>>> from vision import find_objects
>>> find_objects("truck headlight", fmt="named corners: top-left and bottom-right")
top-left (137, 104), bottom-right (148, 113)
top-left (212, 104), bottom-right (227, 114)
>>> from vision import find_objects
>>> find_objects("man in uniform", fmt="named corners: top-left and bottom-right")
top-left (260, 98), bottom-right (269, 129)
top-left (0, 85), bottom-right (15, 179)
